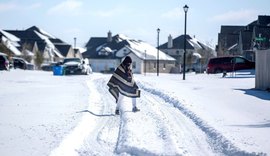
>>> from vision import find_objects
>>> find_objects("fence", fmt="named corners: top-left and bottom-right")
top-left (255, 49), bottom-right (270, 90)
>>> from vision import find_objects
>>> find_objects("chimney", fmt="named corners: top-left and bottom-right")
top-left (107, 31), bottom-right (112, 42)
top-left (168, 34), bottom-right (173, 48)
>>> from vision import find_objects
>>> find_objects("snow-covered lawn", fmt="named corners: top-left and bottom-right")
top-left (0, 69), bottom-right (269, 156)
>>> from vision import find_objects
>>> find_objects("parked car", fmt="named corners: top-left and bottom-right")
top-left (0, 52), bottom-right (10, 70)
top-left (206, 56), bottom-right (255, 74)
top-left (62, 58), bottom-right (92, 75)
top-left (11, 57), bottom-right (35, 70)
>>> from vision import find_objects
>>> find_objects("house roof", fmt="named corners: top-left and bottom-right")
top-left (257, 15), bottom-right (270, 26)
top-left (54, 44), bottom-right (72, 57)
top-left (159, 35), bottom-right (194, 50)
top-left (5, 26), bottom-right (70, 58)
top-left (220, 26), bottom-right (245, 34)
top-left (159, 34), bottom-right (214, 51)
top-left (83, 33), bottom-right (175, 61)
top-left (85, 37), bottom-right (107, 48)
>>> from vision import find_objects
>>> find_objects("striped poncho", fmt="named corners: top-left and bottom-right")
top-left (107, 63), bottom-right (140, 102)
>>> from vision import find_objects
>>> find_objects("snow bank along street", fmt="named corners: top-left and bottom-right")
top-left (1, 69), bottom-right (269, 155)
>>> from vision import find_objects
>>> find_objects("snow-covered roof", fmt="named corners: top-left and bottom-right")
top-left (1, 36), bottom-right (21, 56)
top-left (115, 34), bottom-right (175, 61)
top-left (0, 30), bottom-right (20, 42)
top-left (34, 30), bottom-right (64, 58)
top-left (27, 26), bottom-right (56, 39)
top-left (126, 40), bottom-right (175, 61)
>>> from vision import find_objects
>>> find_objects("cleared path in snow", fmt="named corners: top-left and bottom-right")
top-left (51, 75), bottom-right (261, 156)
top-left (82, 76), bottom-right (218, 155)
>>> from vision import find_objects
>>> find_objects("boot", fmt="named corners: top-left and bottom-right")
top-left (115, 109), bottom-right (119, 115)
top-left (132, 107), bottom-right (140, 112)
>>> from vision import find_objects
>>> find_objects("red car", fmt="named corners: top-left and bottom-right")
top-left (0, 52), bottom-right (10, 70)
top-left (207, 56), bottom-right (255, 74)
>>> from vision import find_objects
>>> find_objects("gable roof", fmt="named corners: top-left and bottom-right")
top-left (0, 30), bottom-right (21, 55)
top-left (159, 35), bottom-right (194, 50)
top-left (220, 25), bottom-right (245, 34)
top-left (83, 33), bottom-right (175, 61)
top-left (257, 15), bottom-right (270, 26)
top-left (4, 26), bottom-right (71, 58)
top-left (54, 44), bottom-right (72, 57)
top-left (159, 34), bottom-right (214, 51)
top-left (85, 37), bottom-right (107, 48)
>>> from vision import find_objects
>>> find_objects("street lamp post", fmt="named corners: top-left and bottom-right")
top-left (74, 37), bottom-right (77, 57)
top-left (157, 28), bottom-right (160, 76)
top-left (144, 50), bottom-right (146, 76)
top-left (74, 37), bottom-right (77, 48)
top-left (183, 5), bottom-right (189, 80)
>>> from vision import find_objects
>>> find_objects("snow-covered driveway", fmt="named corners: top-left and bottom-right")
top-left (51, 75), bottom-right (262, 156)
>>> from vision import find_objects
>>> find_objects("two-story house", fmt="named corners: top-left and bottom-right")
top-left (158, 34), bottom-right (216, 73)
top-left (83, 31), bottom-right (176, 74)
top-left (217, 15), bottom-right (270, 61)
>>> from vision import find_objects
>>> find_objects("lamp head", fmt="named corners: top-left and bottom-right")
top-left (183, 5), bottom-right (189, 13)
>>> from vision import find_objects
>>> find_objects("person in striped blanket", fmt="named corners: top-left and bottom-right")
top-left (107, 56), bottom-right (141, 115)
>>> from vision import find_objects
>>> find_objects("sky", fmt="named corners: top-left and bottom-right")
top-left (1, 0), bottom-right (270, 48)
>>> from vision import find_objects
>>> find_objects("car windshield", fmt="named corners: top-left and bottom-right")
top-left (63, 58), bottom-right (81, 64)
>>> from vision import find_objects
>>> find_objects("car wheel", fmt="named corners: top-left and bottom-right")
top-left (214, 68), bottom-right (223, 73)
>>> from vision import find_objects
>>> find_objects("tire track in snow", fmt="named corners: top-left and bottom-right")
top-left (50, 76), bottom-right (120, 156)
top-left (77, 77), bottom-right (120, 155)
top-left (142, 90), bottom-right (216, 156)
top-left (138, 82), bottom-right (265, 156)
top-left (116, 95), bottom-right (181, 155)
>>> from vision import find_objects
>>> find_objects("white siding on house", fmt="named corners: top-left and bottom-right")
top-left (127, 53), bottom-right (143, 74)
top-left (89, 59), bottom-right (119, 72)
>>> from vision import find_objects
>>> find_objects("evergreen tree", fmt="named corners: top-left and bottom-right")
top-left (34, 50), bottom-right (44, 70)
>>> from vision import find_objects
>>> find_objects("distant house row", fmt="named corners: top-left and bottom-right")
top-left (1, 26), bottom-right (215, 73)
top-left (83, 31), bottom-right (215, 74)
top-left (217, 15), bottom-right (270, 61)
top-left (0, 26), bottom-right (82, 69)
top-left (83, 31), bottom-right (176, 74)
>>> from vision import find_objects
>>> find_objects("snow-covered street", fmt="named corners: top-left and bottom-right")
top-left (0, 70), bottom-right (269, 156)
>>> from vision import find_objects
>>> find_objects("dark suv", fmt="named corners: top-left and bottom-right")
top-left (11, 57), bottom-right (34, 70)
top-left (0, 52), bottom-right (10, 70)
top-left (207, 56), bottom-right (255, 74)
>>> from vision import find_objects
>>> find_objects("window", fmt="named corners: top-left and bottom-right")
top-left (163, 63), bottom-right (166, 70)
top-left (132, 62), bottom-right (136, 69)
top-left (234, 58), bottom-right (245, 64)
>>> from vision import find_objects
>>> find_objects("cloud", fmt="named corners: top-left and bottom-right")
top-left (28, 3), bottom-right (42, 10)
top-left (161, 8), bottom-right (183, 20)
top-left (47, 0), bottom-right (83, 16)
top-left (210, 9), bottom-right (258, 23)
top-left (0, 2), bottom-right (17, 12)
top-left (0, 1), bottom-right (41, 12)
top-left (92, 6), bottom-right (127, 18)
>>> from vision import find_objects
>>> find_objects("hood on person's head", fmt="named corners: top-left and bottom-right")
top-left (122, 56), bottom-right (132, 66)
